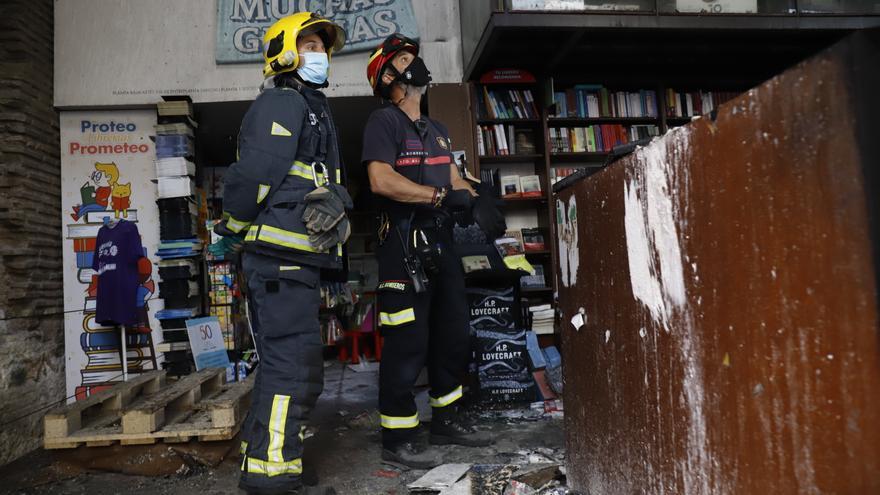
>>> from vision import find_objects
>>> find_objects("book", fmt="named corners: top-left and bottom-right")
top-left (514, 128), bottom-right (536, 154)
top-left (520, 175), bottom-right (542, 197)
top-left (494, 235), bottom-right (525, 257)
top-left (85, 210), bottom-right (138, 224)
top-left (520, 265), bottom-right (546, 288)
top-left (462, 255), bottom-right (492, 273)
top-left (500, 175), bottom-right (521, 197)
top-left (67, 223), bottom-right (102, 239)
top-left (521, 228), bottom-right (546, 251)
top-left (155, 157), bottom-right (196, 177)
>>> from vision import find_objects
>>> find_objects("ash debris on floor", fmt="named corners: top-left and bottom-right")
top-left (1, 363), bottom-right (573, 495)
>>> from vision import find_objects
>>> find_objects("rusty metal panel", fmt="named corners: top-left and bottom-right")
top-left (556, 30), bottom-right (880, 494)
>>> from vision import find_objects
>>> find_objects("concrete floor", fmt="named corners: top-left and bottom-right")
top-left (1, 362), bottom-right (565, 495)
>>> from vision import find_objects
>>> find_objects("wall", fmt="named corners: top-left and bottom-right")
top-left (54, 0), bottom-right (464, 107)
top-left (556, 30), bottom-right (880, 494)
top-left (0, 0), bottom-right (65, 465)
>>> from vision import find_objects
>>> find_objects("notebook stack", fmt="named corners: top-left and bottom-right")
top-left (154, 96), bottom-right (203, 375)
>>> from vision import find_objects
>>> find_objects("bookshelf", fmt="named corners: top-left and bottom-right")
top-left (468, 70), bottom-right (747, 334)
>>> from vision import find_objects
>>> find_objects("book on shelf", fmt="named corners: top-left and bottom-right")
top-left (479, 124), bottom-right (538, 157)
top-left (550, 124), bottom-right (659, 153)
top-left (521, 228), bottom-right (546, 251)
top-left (504, 229), bottom-right (525, 249)
top-left (478, 87), bottom-right (538, 120)
top-left (529, 303), bottom-right (555, 335)
top-left (500, 175), bottom-right (521, 198)
top-left (520, 175), bottom-right (543, 197)
top-left (550, 167), bottom-right (584, 185)
top-left (552, 86), bottom-right (658, 119)
top-left (521, 265), bottom-right (546, 289)
top-left (494, 235), bottom-right (525, 257)
top-left (665, 89), bottom-right (739, 118)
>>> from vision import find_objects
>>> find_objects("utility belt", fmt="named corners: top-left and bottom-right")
top-left (379, 208), bottom-right (451, 294)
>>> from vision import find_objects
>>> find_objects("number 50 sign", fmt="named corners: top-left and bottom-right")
top-left (186, 316), bottom-right (231, 371)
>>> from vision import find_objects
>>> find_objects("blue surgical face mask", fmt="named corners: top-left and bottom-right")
top-left (297, 52), bottom-right (329, 85)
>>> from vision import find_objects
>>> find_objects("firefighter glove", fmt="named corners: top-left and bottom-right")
top-left (442, 188), bottom-right (474, 212)
top-left (308, 216), bottom-right (351, 252)
top-left (472, 193), bottom-right (506, 240)
top-left (302, 184), bottom-right (353, 234)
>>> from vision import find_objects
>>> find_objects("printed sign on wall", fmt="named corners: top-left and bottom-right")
top-left (676, 0), bottom-right (757, 13)
top-left (216, 0), bottom-right (419, 63)
top-left (60, 110), bottom-right (162, 401)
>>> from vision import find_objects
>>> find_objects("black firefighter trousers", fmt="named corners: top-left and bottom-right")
top-left (377, 224), bottom-right (470, 447)
top-left (239, 251), bottom-right (323, 491)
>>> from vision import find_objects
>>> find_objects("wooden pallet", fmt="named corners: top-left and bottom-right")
top-left (44, 369), bottom-right (254, 449)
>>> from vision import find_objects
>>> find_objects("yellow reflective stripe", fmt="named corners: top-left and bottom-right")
top-left (337, 244), bottom-right (342, 257)
top-left (288, 161), bottom-right (315, 180)
top-left (335, 169), bottom-right (341, 184)
top-left (279, 265), bottom-right (301, 271)
top-left (225, 214), bottom-right (250, 234)
top-left (267, 394), bottom-right (291, 463)
top-left (379, 308), bottom-right (415, 327)
top-left (257, 225), bottom-right (320, 253)
top-left (380, 413), bottom-right (419, 429)
top-left (245, 225), bottom-right (259, 242)
top-left (288, 161), bottom-right (328, 184)
top-left (257, 184), bottom-right (271, 203)
top-left (243, 456), bottom-right (303, 477)
top-left (429, 386), bottom-right (463, 408)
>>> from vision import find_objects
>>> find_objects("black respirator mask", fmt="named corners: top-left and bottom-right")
top-left (382, 57), bottom-right (432, 99)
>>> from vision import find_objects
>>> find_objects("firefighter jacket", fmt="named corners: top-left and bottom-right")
top-left (221, 81), bottom-right (344, 269)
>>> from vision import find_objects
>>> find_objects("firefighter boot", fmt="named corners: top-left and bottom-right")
top-left (429, 406), bottom-right (494, 447)
top-left (381, 441), bottom-right (443, 470)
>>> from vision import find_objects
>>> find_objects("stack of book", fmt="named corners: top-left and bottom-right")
top-left (477, 87), bottom-right (539, 120)
top-left (549, 124), bottom-right (659, 153)
top-left (154, 96), bottom-right (204, 375)
top-left (552, 86), bottom-right (658, 118)
top-left (665, 89), bottom-right (739, 118)
top-left (529, 304), bottom-right (555, 335)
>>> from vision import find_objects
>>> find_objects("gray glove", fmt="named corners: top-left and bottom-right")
top-left (302, 184), bottom-right (353, 234)
top-left (308, 217), bottom-right (351, 252)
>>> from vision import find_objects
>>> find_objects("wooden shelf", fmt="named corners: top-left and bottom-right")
top-left (477, 118), bottom-right (541, 125)
top-left (666, 117), bottom-right (695, 125)
top-left (524, 249), bottom-right (551, 256)
top-left (522, 287), bottom-right (554, 294)
top-left (548, 117), bottom-right (659, 125)
top-left (503, 195), bottom-right (547, 205)
top-left (479, 154), bottom-right (544, 163)
top-left (550, 152), bottom-right (608, 163)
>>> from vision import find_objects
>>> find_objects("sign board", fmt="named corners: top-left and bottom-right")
top-left (61, 110), bottom-right (162, 401)
top-left (186, 317), bottom-right (232, 370)
top-left (216, 0), bottom-right (420, 63)
top-left (676, 0), bottom-right (758, 13)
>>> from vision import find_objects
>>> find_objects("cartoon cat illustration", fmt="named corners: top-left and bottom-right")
top-left (94, 162), bottom-right (132, 218)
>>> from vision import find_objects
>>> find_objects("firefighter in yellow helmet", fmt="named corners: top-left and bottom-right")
top-left (213, 12), bottom-right (348, 495)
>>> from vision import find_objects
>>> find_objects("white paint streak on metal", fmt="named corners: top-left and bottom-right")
top-left (622, 125), bottom-right (717, 494)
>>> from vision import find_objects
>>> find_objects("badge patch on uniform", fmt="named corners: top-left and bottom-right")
top-left (436, 136), bottom-right (449, 150)
top-left (378, 280), bottom-right (408, 292)
top-left (271, 121), bottom-right (292, 137)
